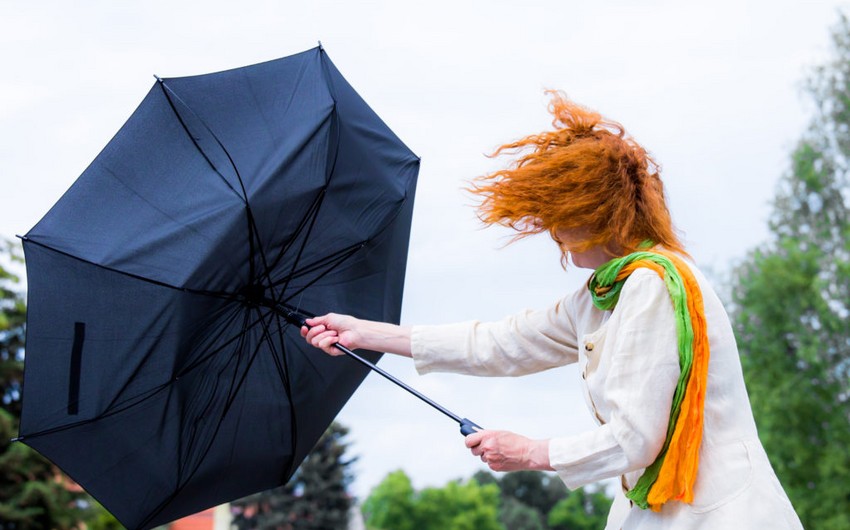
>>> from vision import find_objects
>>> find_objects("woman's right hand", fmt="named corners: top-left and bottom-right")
top-left (300, 313), bottom-right (362, 355)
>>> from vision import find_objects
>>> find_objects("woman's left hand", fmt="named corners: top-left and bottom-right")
top-left (465, 430), bottom-right (553, 472)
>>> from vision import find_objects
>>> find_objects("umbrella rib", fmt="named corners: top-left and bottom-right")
top-left (280, 244), bottom-right (365, 305)
top-left (138, 307), bottom-right (271, 530)
top-left (156, 80), bottom-right (244, 202)
top-left (22, 237), bottom-right (244, 303)
top-left (157, 79), bottom-right (278, 297)
top-left (220, 309), bottom-right (253, 419)
top-left (271, 190), bottom-right (325, 299)
top-left (99, 301), bottom-right (243, 415)
top-left (279, 180), bottom-right (418, 304)
top-left (268, 240), bottom-right (364, 289)
top-left (266, 106), bottom-right (339, 299)
top-left (16, 307), bottom-right (269, 443)
top-left (264, 188), bottom-right (326, 282)
top-left (176, 308), bottom-right (251, 490)
top-left (269, 311), bottom-right (300, 483)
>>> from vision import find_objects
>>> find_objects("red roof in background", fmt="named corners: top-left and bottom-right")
top-left (169, 508), bottom-right (216, 530)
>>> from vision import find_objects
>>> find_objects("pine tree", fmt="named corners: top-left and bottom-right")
top-left (231, 422), bottom-right (355, 530)
top-left (729, 14), bottom-right (850, 529)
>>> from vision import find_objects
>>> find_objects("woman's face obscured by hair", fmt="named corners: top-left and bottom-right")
top-left (554, 228), bottom-right (617, 270)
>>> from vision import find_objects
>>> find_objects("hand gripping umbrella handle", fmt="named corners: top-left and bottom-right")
top-left (279, 307), bottom-right (482, 437)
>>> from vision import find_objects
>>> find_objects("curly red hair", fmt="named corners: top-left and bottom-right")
top-left (470, 91), bottom-right (686, 261)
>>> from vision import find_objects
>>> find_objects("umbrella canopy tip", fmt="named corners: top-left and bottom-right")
top-left (153, 74), bottom-right (163, 83)
top-left (10, 436), bottom-right (23, 443)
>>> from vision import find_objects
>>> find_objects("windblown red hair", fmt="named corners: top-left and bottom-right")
top-left (470, 91), bottom-right (686, 260)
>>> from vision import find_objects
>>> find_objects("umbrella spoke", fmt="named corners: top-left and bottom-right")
top-left (16, 305), bottom-right (265, 443)
top-left (264, 188), bottom-right (326, 284)
top-left (156, 80), bottom-right (245, 203)
top-left (22, 237), bottom-right (245, 302)
top-left (280, 244), bottom-right (365, 305)
top-left (268, 240), bottom-right (365, 290)
top-left (269, 312), bottom-right (300, 482)
top-left (177, 309), bottom-right (251, 485)
top-left (159, 79), bottom-right (277, 300)
top-left (100, 300), bottom-right (244, 416)
top-left (140, 307), bottom-right (271, 530)
top-left (263, 109), bottom-right (340, 297)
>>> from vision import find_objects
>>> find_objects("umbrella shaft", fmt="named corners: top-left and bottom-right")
top-left (331, 342), bottom-right (464, 424)
top-left (275, 304), bottom-right (467, 427)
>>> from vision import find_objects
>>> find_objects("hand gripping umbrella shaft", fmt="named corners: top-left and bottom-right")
top-left (279, 308), bottom-right (481, 436)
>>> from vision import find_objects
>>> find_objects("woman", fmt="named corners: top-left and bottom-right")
top-left (301, 93), bottom-right (803, 529)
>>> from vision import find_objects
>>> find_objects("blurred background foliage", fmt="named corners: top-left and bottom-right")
top-left (728, 13), bottom-right (850, 530)
top-left (360, 469), bottom-right (610, 530)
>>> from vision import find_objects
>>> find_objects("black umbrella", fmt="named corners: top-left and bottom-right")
top-left (17, 46), bottom-right (477, 529)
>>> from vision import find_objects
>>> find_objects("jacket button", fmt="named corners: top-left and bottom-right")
top-left (585, 342), bottom-right (594, 351)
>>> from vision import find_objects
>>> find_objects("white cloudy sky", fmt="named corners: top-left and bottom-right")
top-left (1, 0), bottom-right (847, 501)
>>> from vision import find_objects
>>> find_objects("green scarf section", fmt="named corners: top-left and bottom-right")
top-left (587, 250), bottom-right (695, 509)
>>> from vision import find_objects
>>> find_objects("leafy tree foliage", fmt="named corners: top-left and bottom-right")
top-left (546, 488), bottom-right (611, 530)
top-left (231, 422), bottom-right (355, 530)
top-left (497, 497), bottom-right (544, 530)
top-left (360, 470), bottom-right (418, 530)
top-left (729, 14), bottom-right (850, 530)
top-left (497, 470), bottom-right (568, 519)
top-left (369, 469), bottom-right (612, 530)
top-left (0, 240), bottom-right (25, 420)
top-left (362, 470), bottom-right (502, 530)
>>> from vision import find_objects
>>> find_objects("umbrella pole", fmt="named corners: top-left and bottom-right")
top-left (278, 308), bottom-right (481, 436)
top-left (332, 342), bottom-right (481, 435)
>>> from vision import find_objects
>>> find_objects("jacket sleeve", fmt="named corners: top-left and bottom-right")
top-left (549, 269), bottom-right (681, 489)
top-left (409, 293), bottom-right (580, 377)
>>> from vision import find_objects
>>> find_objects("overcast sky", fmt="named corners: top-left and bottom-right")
top-left (2, 0), bottom-right (848, 502)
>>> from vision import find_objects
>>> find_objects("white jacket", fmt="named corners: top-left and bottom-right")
top-left (410, 262), bottom-right (802, 529)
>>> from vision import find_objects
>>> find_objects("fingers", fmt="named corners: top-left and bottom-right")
top-left (301, 313), bottom-right (361, 354)
top-left (301, 322), bottom-right (343, 355)
top-left (304, 315), bottom-right (328, 328)
top-left (464, 430), bottom-right (485, 448)
top-left (465, 430), bottom-right (531, 472)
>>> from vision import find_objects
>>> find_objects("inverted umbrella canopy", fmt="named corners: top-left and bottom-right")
top-left (18, 46), bottom-right (419, 529)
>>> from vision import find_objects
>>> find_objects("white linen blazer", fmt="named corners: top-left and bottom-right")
top-left (410, 261), bottom-right (802, 529)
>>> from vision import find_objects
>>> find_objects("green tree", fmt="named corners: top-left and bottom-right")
top-left (360, 470), bottom-right (417, 530)
top-left (362, 470), bottom-right (502, 530)
top-left (472, 470), bottom-right (610, 530)
top-left (498, 497), bottom-right (544, 530)
top-left (546, 487), bottom-right (610, 530)
top-left (231, 422), bottom-right (355, 530)
top-left (0, 239), bottom-right (25, 420)
top-left (729, 14), bottom-right (850, 530)
top-left (497, 471), bottom-right (566, 519)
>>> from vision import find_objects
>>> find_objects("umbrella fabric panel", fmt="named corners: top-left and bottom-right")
top-left (19, 242), bottom-right (237, 434)
top-left (161, 47), bottom-right (338, 201)
top-left (162, 51), bottom-right (340, 291)
top-left (26, 84), bottom-right (250, 293)
top-left (160, 48), bottom-right (419, 301)
top-left (21, 242), bottom-right (301, 528)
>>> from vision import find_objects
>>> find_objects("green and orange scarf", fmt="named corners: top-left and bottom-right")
top-left (587, 248), bottom-right (709, 511)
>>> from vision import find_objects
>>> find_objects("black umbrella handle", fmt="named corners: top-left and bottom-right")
top-left (459, 418), bottom-right (483, 436)
top-left (278, 306), bottom-right (481, 437)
